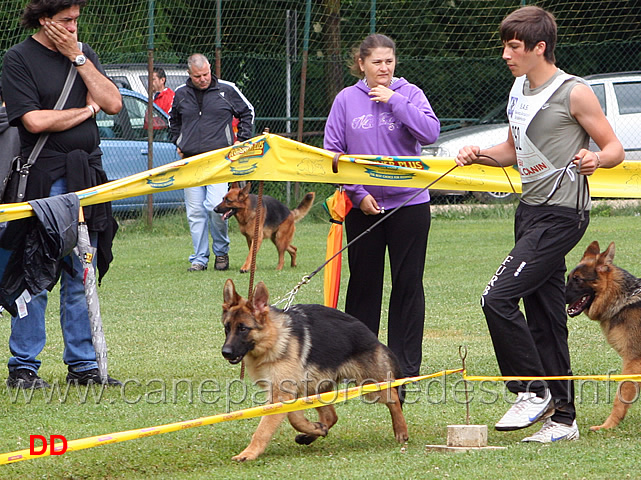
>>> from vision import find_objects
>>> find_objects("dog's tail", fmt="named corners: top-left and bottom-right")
top-left (291, 192), bottom-right (315, 222)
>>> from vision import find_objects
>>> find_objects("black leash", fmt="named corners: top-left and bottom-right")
top-left (275, 151), bottom-right (587, 309)
top-left (477, 152), bottom-right (589, 228)
top-left (313, 164), bottom-right (459, 276)
top-left (274, 163), bottom-right (460, 309)
top-left (314, 153), bottom-right (521, 288)
top-left (475, 153), bottom-right (518, 196)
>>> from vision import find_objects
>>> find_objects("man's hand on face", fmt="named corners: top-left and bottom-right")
top-left (43, 19), bottom-right (80, 59)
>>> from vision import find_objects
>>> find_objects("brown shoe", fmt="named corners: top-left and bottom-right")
top-left (187, 262), bottom-right (207, 272)
top-left (214, 254), bottom-right (229, 271)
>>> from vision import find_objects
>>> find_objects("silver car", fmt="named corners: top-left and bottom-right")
top-left (104, 63), bottom-right (187, 94)
top-left (423, 71), bottom-right (641, 202)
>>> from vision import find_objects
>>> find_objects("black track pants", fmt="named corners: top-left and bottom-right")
top-left (481, 202), bottom-right (588, 425)
top-left (344, 203), bottom-right (431, 377)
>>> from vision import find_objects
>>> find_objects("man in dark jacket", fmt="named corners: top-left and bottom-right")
top-left (170, 53), bottom-right (254, 272)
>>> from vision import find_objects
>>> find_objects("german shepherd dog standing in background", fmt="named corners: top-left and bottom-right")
top-left (221, 279), bottom-right (408, 462)
top-left (214, 182), bottom-right (315, 273)
top-left (566, 240), bottom-right (641, 431)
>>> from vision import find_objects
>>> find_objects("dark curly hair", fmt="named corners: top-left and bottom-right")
top-left (21, 0), bottom-right (87, 30)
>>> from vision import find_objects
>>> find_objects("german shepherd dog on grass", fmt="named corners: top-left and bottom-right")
top-left (566, 240), bottom-right (641, 431)
top-left (214, 182), bottom-right (315, 273)
top-left (221, 279), bottom-right (408, 462)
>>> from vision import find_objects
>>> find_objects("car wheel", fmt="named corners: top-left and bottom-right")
top-left (471, 191), bottom-right (515, 204)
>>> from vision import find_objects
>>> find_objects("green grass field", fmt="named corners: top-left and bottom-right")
top-left (1, 204), bottom-right (641, 479)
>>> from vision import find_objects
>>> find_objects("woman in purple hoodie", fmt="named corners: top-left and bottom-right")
top-left (324, 34), bottom-right (440, 379)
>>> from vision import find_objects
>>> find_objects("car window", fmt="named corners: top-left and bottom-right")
top-left (123, 95), bottom-right (147, 138)
top-left (96, 110), bottom-right (116, 139)
top-left (166, 75), bottom-right (187, 90)
top-left (109, 75), bottom-right (132, 90)
top-left (589, 83), bottom-right (607, 114)
top-left (151, 114), bottom-right (171, 141)
top-left (97, 95), bottom-right (171, 142)
top-left (139, 75), bottom-right (150, 91)
top-left (479, 103), bottom-right (508, 125)
top-left (614, 82), bottom-right (641, 115)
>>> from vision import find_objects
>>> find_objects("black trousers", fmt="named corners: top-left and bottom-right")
top-left (344, 202), bottom-right (431, 377)
top-left (481, 202), bottom-right (588, 425)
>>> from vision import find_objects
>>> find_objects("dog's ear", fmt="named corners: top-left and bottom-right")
top-left (241, 182), bottom-right (252, 195)
top-left (583, 241), bottom-right (600, 260)
top-left (601, 242), bottom-right (616, 265)
top-left (597, 242), bottom-right (614, 273)
top-left (230, 182), bottom-right (240, 190)
top-left (595, 242), bottom-right (616, 274)
top-left (223, 279), bottom-right (241, 311)
top-left (252, 282), bottom-right (270, 321)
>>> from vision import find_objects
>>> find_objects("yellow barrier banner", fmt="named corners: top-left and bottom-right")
top-left (0, 368), bottom-right (461, 465)
top-left (463, 373), bottom-right (641, 382)
top-left (2, 364), bottom-right (640, 465)
top-left (2, 133), bottom-right (641, 223)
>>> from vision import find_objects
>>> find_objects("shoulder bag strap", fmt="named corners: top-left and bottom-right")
top-left (16, 43), bottom-right (82, 201)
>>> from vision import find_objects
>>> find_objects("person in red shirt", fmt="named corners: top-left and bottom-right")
top-left (152, 67), bottom-right (174, 114)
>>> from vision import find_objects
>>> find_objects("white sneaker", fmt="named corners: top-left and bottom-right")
top-left (522, 418), bottom-right (580, 443)
top-left (495, 389), bottom-right (554, 431)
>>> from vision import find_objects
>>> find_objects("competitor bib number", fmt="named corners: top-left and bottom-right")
top-left (511, 125), bottom-right (522, 151)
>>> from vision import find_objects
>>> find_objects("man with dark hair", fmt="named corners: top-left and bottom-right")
top-left (152, 67), bottom-right (174, 114)
top-left (1, 0), bottom-right (122, 388)
top-left (456, 5), bottom-right (624, 443)
top-left (170, 53), bottom-right (254, 272)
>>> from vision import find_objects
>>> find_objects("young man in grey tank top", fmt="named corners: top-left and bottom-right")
top-left (456, 6), bottom-right (624, 443)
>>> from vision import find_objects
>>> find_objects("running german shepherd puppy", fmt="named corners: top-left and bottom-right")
top-left (221, 279), bottom-right (408, 462)
top-left (566, 240), bottom-right (641, 431)
top-left (214, 182), bottom-right (315, 273)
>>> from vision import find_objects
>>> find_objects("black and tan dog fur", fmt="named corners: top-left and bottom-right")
top-left (214, 182), bottom-right (314, 273)
top-left (221, 279), bottom-right (408, 461)
top-left (566, 240), bottom-right (641, 431)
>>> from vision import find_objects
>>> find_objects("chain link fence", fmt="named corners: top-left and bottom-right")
top-left (1, 0), bottom-right (640, 220)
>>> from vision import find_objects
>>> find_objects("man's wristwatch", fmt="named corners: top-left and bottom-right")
top-left (72, 54), bottom-right (87, 67)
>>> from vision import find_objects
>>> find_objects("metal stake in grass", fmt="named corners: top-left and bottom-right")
top-left (460, 345), bottom-right (471, 425)
top-left (425, 345), bottom-right (505, 452)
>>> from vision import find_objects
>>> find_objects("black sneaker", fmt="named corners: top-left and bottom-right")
top-left (214, 254), bottom-right (229, 271)
top-left (7, 369), bottom-right (50, 389)
top-left (67, 368), bottom-right (122, 386)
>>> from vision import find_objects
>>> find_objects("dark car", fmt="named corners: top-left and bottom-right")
top-left (98, 88), bottom-right (183, 212)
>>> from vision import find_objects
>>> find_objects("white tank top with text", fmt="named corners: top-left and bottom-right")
top-left (507, 73), bottom-right (572, 183)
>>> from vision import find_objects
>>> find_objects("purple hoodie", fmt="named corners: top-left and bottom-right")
top-left (324, 77), bottom-right (440, 210)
